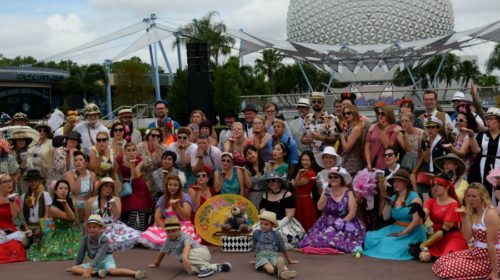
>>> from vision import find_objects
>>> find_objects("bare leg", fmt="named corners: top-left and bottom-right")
top-left (68, 265), bottom-right (85, 276)
top-left (263, 263), bottom-right (275, 275)
top-left (108, 268), bottom-right (136, 277)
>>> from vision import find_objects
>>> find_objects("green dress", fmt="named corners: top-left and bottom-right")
top-left (27, 209), bottom-right (82, 261)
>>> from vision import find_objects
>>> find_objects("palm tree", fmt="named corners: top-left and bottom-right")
top-left (478, 74), bottom-right (499, 87)
top-left (486, 43), bottom-right (500, 73)
top-left (62, 64), bottom-right (106, 102)
top-left (437, 53), bottom-right (459, 100)
top-left (254, 49), bottom-right (284, 93)
top-left (457, 60), bottom-right (481, 89)
top-left (175, 11), bottom-right (235, 65)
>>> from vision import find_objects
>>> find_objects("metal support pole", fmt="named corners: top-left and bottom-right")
top-left (405, 64), bottom-right (422, 104)
top-left (104, 60), bottom-right (113, 120)
top-left (324, 72), bottom-right (334, 94)
top-left (158, 40), bottom-right (173, 77)
top-left (432, 53), bottom-right (447, 88)
top-left (153, 42), bottom-right (161, 101)
top-left (297, 61), bottom-right (313, 93)
top-left (239, 29), bottom-right (244, 66)
top-left (174, 32), bottom-right (183, 70)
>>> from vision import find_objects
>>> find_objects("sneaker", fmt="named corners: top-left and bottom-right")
top-left (216, 262), bottom-right (232, 272)
top-left (134, 270), bottom-right (147, 280)
top-left (97, 269), bottom-right (106, 278)
top-left (276, 257), bottom-right (285, 276)
top-left (197, 268), bottom-right (215, 278)
top-left (280, 270), bottom-right (298, 279)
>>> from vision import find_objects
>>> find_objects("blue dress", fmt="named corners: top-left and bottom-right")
top-left (363, 191), bottom-right (426, 260)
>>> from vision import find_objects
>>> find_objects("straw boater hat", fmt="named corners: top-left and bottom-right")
top-left (310, 91), bottom-right (325, 99)
top-left (295, 98), bottom-right (310, 108)
top-left (259, 210), bottom-right (278, 227)
top-left (118, 107), bottom-right (133, 118)
top-left (97, 177), bottom-right (115, 190)
top-left (34, 120), bottom-right (53, 138)
top-left (315, 146), bottom-right (343, 168)
top-left (433, 153), bottom-right (467, 178)
top-left (11, 112), bottom-right (29, 123)
top-left (87, 214), bottom-right (105, 227)
top-left (483, 107), bottom-right (500, 119)
top-left (487, 168), bottom-right (500, 187)
top-left (164, 216), bottom-right (181, 230)
top-left (424, 116), bottom-right (442, 127)
top-left (387, 169), bottom-right (411, 186)
top-left (84, 103), bottom-right (101, 117)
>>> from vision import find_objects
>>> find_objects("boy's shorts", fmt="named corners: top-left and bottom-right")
top-left (81, 254), bottom-right (116, 273)
top-left (255, 250), bottom-right (279, 270)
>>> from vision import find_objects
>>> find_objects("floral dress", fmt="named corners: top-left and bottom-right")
top-left (298, 190), bottom-right (366, 252)
top-left (401, 129), bottom-right (422, 171)
top-left (90, 198), bottom-right (141, 251)
top-left (137, 142), bottom-right (167, 198)
top-left (27, 208), bottom-right (81, 261)
top-left (46, 147), bottom-right (75, 190)
top-left (91, 146), bottom-right (115, 179)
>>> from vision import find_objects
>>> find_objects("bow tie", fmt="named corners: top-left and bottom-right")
top-left (424, 113), bottom-right (432, 118)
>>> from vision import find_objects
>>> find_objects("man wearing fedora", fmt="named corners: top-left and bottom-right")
top-left (288, 98), bottom-right (311, 155)
top-left (118, 107), bottom-right (142, 144)
top-left (72, 103), bottom-right (109, 150)
top-left (242, 104), bottom-right (258, 140)
top-left (301, 92), bottom-right (338, 156)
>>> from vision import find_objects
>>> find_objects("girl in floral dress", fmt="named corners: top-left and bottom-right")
top-left (28, 180), bottom-right (81, 261)
top-left (139, 175), bottom-right (200, 249)
top-left (84, 177), bottom-right (141, 251)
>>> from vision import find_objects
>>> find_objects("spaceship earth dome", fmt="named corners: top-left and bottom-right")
top-left (286, 0), bottom-right (454, 45)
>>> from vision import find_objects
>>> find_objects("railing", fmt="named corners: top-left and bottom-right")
top-left (100, 104), bottom-right (150, 125)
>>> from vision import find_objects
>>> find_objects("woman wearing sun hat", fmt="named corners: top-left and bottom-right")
top-left (27, 121), bottom-right (53, 180)
top-left (433, 153), bottom-right (468, 204)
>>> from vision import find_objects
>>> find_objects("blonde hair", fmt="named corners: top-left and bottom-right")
top-left (190, 110), bottom-right (206, 124)
top-left (465, 183), bottom-right (494, 221)
top-left (344, 104), bottom-right (360, 125)
top-left (401, 112), bottom-right (415, 122)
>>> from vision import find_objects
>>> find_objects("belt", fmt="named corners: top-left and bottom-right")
top-left (395, 220), bottom-right (410, 227)
top-left (474, 241), bottom-right (500, 249)
top-left (296, 194), bottom-right (311, 198)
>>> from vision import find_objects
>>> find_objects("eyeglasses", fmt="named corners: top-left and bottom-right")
top-left (312, 100), bottom-right (323, 104)
top-left (376, 111), bottom-right (386, 116)
top-left (267, 179), bottom-right (279, 183)
top-left (383, 152), bottom-right (395, 158)
top-left (456, 118), bottom-right (466, 123)
top-left (0, 179), bottom-right (13, 184)
top-left (96, 138), bottom-right (108, 143)
top-left (151, 134), bottom-right (161, 138)
top-left (37, 128), bottom-right (47, 133)
top-left (113, 128), bottom-right (124, 132)
top-left (197, 173), bottom-right (207, 178)
top-left (342, 111), bottom-right (352, 117)
top-left (177, 135), bottom-right (188, 140)
top-left (328, 174), bottom-right (340, 180)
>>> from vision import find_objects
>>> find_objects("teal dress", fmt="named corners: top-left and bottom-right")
top-left (363, 191), bottom-right (426, 260)
top-left (27, 209), bottom-right (82, 261)
top-left (220, 167), bottom-right (241, 194)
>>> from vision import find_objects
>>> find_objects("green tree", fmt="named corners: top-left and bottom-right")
top-left (61, 63), bottom-right (106, 102)
top-left (176, 11), bottom-right (235, 65)
top-left (213, 57), bottom-right (242, 115)
top-left (457, 60), bottom-right (481, 89)
top-left (254, 49), bottom-right (284, 93)
top-left (478, 74), bottom-right (499, 87)
top-left (112, 57), bottom-right (154, 107)
top-left (486, 43), bottom-right (500, 73)
top-left (167, 69), bottom-right (190, 123)
top-left (239, 65), bottom-right (269, 95)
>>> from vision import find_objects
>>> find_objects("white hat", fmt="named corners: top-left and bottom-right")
top-left (424, 116), bottom-right (443, 127)
top-left (451, 92), bottom-right (465, 101)
top-left (319, 166), bottom-right (352, 185)
top-left (295, 98), bottom-right (310, 108)
top-left (484, 107), bottom-right (500, 119)
top-left (315, 146), bottom-right (343, 168)
top-left (311, 91), bottom-right (325, 99)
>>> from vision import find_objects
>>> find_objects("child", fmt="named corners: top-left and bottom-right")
top-left (253, 211), bottom-right (298, 279)
top-left (148, 216), bottom-right (231, 278)
top-left (67, 214), bottom-right (147, 279)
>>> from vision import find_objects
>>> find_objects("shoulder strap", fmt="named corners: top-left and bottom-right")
top-left (87, 126), bottom-right (95, 146)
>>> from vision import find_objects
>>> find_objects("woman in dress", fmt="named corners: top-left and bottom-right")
top-left (0, 173), bottom-right (26, 264)
top-left (65, 151), bottom-right (97, 224)
top-left (117, 143), bottom-right (153, 231)
top-left (136, 128), bottom-right (167, 200)
top-left (0, 138), bottom-right (19, 186)
top-left (187, 169), bottom-right (215, 209)
top-left (244, 145), bottom-right (265, 208)
top-left (433, 153), bottom-right (469, 204)
top-left (110, 121), bottom-right (126, 157)
top-left (443, 107), bottom-right (477, 172)
top-left (254, 172), bottom-right (305, 249)
top-left (27, 179), bottom-right (81, 261)
top-left (339, 104), bottom-right (364, 176)
top-left (213, 152), bottom-right (247, 195)
top-left (139, 175), bottom-right (200, 249)
top-left (9, 131), bottom-right (34, 194)
top-left (291, 151), bottom-right (320, 231)
top-left (251, 115), bottom-right (272, 163)
top-left (264, 142), bottom-right (289, 178)
top-left (151, 150), bottom-right (186, 200)
top-left (89, 131), bottom-right (117, 181)
top-left (298, 167), bottom-right (365, 253)
top-left (167, 127), bottom-right (197, 188)
top-left (365, 105), bottom-right (402, 171)
top-left (363, 169), bottom-right (426, 260)
top-left (417, 173), bottom-right (468, 262)
top-left (46, 131), bottom-right (82, 191)
top-left (433, 183), bottom-right (500, 280)
top-left (27, 121), bottom-right (53, 180)
top-left (399, 112), bottom-right (424, 172)
top-left (84, 177), bottom-right (141, 251)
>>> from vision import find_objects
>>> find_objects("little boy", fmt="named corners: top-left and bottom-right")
top-left (149, 216), bottom-right (231, 278)
top-left (253, 211), bottom-right (298, 279)
top-left (67, 214), bottom-right (147, 279)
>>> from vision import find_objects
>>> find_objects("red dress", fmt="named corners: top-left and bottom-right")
top-left (116, 155), bottom-right (153, 212)
top-left (425, 199), bottom-right (468, 257)
top-left (0, 198), bottom-right (27, 264)
top-left (188, 185), bottom-right (216, 225)
top-left (294, 169), bottom-right (318, 231)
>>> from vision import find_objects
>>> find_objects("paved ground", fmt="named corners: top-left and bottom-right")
top-left (3, 246), bottom-right (437, 280)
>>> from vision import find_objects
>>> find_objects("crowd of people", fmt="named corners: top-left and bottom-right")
top-left (0, 88), bottom-right (500, 279)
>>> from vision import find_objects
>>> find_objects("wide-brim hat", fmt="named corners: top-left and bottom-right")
top-left (310, 91), bottom-right (325, 99)
top-left (66, 131), bottom-right (82, 142)
top-left (387, 169), bottom-right (411, 186)
top-left (434, 153), bottom-right (467, 178)
top-left (258, 171), bottom-right (289, 190)
top-left (11, 112), bottom-right (29, 122)
top-left (242, 103), bottom-right (258, 113)
top-left (424, 116), bottom-right (442, 127)
top-left (87, 214), bottom-right (105, 227)
top-left (118, 108), bottom-right (133, 118)
top-left (487, 168), bottom-right (500, 187)
top-left (34, 120), bottom-right (53, 138)
top-left (10, 130), bottom-right (34, 146)
top-left (483, 107), bottom-right (500, 119)
top-left (258, 210), bottom-right (278, 227)
top-left (315, 146), bottom-right (343, 168)
top-left (164, 216), bottom-right (181, 230)
top-left (84, 103), bottom-right (101, 116)
top-left (319, 166), bottom-right (352, 185)
top-left (97, 177), bottom-right (115, 190)
top-left (24, 169), bottom-right (43, 180)
top-left (295, 98), bottom-right (310, 108)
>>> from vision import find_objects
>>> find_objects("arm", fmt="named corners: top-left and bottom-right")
top-left (343, 191), bottom-right (358, 222)
top-left (149, 252), bottom-right (166, 268)
top-left (49, 202), bottom-right (76, 221)
top-left (88, 149), bottom-right (100, 173)
top-left (293, 171), bottom-right (310, 188)
top-left (109, 196), bottom-right (121, 220)
top-left (83, 198), bottom-right (93, 230)
top-left (236, 168), bottom-right (247, 196)
top-left (182, 242), bottom-right (192, 273)
top-left (173, 201), bottom-right (192, 221)
top-left (364, 127), bottom-right (373, 170)
top-left (187, 188), bottom-right (201, 208)
top-left (469, 132), bottom-right (481, 154)
top-left (486, 209), bottom-right (500, 279)
top-left (460, 212), bottom-right (472, 241)
top-left (397, 131), bottom-right (409, 152)
top-left (400, 198), bottom-right (423, 236)
top-left (9, 197), bottom-right (20, 217)
top-left (213, 170), bottom-right (223, 193)
top-left (317, 192), bottom-right (328, 211)
top-left (340, 125), bottom-right (362, 153)
top-left (154, 207), bottom-right (164, 228)
top-left (75, 237), bottom-right (87, 265)
top-left (446, 136), bottom-right (470, 158)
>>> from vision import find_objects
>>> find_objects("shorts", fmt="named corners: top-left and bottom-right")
top-left (81, 254), bottom-right (116, 273)
top-left (255, 250), bottom-right (279, 270)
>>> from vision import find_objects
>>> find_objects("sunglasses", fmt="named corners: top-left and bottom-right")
top-left (312, 100), bottom-right (322, 104)
top-left (383, 152), bottom-right (395, 158)
top-left (113, 128), bottom-right (124, 132)
top-left (197, 173), bottom-right (207, 178)
top-left (96, 138), bottom-right (108, 143)
top-left (37, 128), bottom-right (47, 133)
top-left (221, 159), bottom-right (232, 163)
top-left (151, 134), bottom-right (161, 138)
top-left (267, 179), bottom-right (279, 183)
top-left (342, 111), bottom-right (352, 117)
top-left (456, 118), bottom-right (466, 123)
top-left (328, 174), bottom-right (340, 180)
top-left (177, 135), bottom-right (188, 140)
top-left (376, 111), bottom-right (386, 116)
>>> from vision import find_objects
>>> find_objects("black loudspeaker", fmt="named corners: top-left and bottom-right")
top-left (186, 43), bottom-right (214, 121)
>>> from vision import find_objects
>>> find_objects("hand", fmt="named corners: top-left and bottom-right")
top-left (460, 127), bottom-right (475, 137)
top-left (322, 185), bottom-right (331, 196)
top-left (109, 198), bottom-right (116, 204)
top-left (419, 251), bottom-right (432, 262)
top-left (148, 263), bottom-right (159, 268)
top-left (170, 199), bottom-right (180, 205)
top-left (57, 199), bottom-right (67, 203)
top-left (177, 144), bottom-right (185, 150)
top-left (8, 193), bottom-right (17, 202)
top-left (298, 169), bottom-right (306, 174)
top-left (228, 138), bottom-right (235, 142)
top-left (490, 271), bottom-right (499, 280)
top-left (388, 231), bottom-right (403, 237)
top-left (82, 267), bottom-right (93, 278)
top-left (442, 143), bottom-right (452, 150)
top-left (182, 257), bottom-right (191, 273)
top-left (400, 129), bottom-right (406, 135)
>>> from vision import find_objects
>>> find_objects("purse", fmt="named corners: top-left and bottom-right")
top-left (214, 231), bottom-right (253, 253)
top-left (119, 181), bottom-right (132, 197)
top-left (416, 172), bottom-right (434, 186)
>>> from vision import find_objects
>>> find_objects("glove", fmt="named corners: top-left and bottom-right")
top-left (420, 230), bottom-right (444, 249)
top-left (277, 217), bottom-right (290, 230)
top-left (334, 218), bottom-right (345, 230)
top-left (409, 203), bottom-right (426, 219)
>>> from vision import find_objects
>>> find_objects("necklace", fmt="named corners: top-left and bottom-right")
top-left (270, 188), bottom-right (282, 194)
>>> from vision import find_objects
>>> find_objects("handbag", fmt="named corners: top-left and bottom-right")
top-left (119, 181), bottom-right (132, 197)
top-left (416, 172), bottom-right (434, 186)
top-left (214, 231), bottom-right (253, 253)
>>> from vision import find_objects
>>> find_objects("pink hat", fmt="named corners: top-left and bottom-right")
top-left (486, 168), bottom-right (500, 187)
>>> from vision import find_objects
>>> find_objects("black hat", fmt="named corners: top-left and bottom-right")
top-left (66, 131), bottom-right (82, 142)
top-left (242, 104), bottom-right (258, 113)
top-left (24, 169), bottom-right (43, 180)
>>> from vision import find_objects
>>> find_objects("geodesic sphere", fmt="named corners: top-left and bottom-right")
top-left (286, 0), bottom-right (454, 45)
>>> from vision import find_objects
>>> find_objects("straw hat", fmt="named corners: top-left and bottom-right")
top-left (433, 153), bottom-right (467, 178)
top-left (87, 214), bottom-right (105, 227)
top-left (315, 146), bottom-right (343, 168)
top-left (11, 112), bottom-right (29, 123)
top-left (310, 91), bottom-right (325, 99)
top-left (258, 210), bottom-right (278, 227)
top-left (84, 103), bottom-right (101, 117)
top-left (451, 92), bottom-right (465, 101)
top-left (97, 177), bottom-right (115, 190)
top-left (118, 107), bottom-right (133, 118)
top-left (164, 216), bottom-right (181, 230)
top-left (10, 130), bottom-right (34, 147)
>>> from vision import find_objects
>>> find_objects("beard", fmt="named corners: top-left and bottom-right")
top-left (313, 106), bottom-right (322, 113)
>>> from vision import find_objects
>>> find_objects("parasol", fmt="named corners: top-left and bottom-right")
top-left (195, 194), bottom-right (259, 246)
